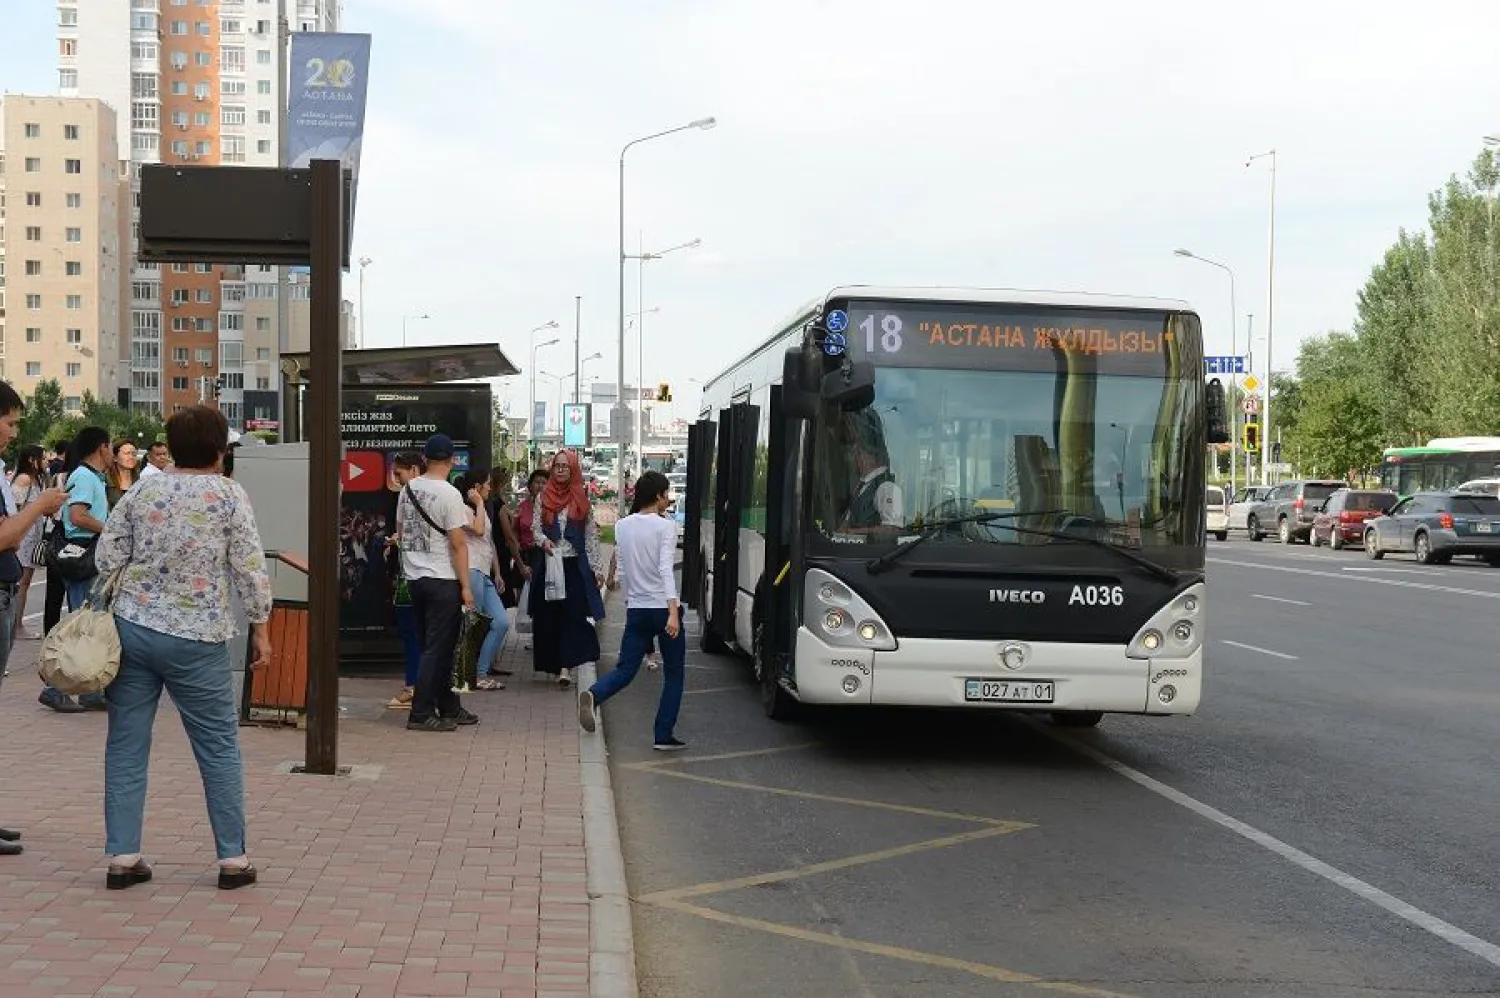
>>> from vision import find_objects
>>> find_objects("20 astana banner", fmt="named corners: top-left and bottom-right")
top-left (286, 32), bottom-right (372, 234)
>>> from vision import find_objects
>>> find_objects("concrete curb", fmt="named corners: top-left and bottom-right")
top-left (577, 659), bottom-right (639, 998)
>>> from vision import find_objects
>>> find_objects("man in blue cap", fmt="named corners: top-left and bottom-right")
top-left (395, 434), bottom-right (478, 731)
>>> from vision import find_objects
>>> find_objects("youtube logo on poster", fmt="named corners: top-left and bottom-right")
top-left (341, 451), bottom-right (384, 492)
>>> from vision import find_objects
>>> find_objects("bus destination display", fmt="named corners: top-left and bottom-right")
top-left (836, 300), bottom-right (1193, 376)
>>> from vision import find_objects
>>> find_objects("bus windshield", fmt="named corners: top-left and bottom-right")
top-left (804, 300), bottom-right (1200, 558)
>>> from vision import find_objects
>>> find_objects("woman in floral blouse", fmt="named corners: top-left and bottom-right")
top-left (95, 406), bottom-right (273, 892)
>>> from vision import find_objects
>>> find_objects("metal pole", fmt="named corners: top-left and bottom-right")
top-left (276, 0), bottom-right (292, 439)
top-left (1248, 149), bottom-right (1277, 485)
top-left (304, 158), bottom-right (344, 776)
top-left (617, 148), bottom-right (628, 516)
top-left (573, 296), bottom-right (582, 404)
top-left (635, 231), bottom-right (645, 478)
top-left (529, 339), bottom-right (539, 454)
top-left (1245, 313), bottom-right (1254, 485)
top-left (1227, 271), bottom-right (1237, 497)
top-left (357, 260), bottom-right (366, 349)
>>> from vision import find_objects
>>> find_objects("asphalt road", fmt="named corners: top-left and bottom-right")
top-left (598, 536), bottom-right (1500, 997)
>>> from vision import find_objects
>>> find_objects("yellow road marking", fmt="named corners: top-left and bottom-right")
top-left (623, 763), bottom-right (1032, 827)
top-left (639, 824), bottom-right (1027, 903)
top-left (646, 898), bottom-right (1138, 998)
top-left (631, 742), bottom-right (821, 768)
top-left (683, 684), bottom-right (748, 696)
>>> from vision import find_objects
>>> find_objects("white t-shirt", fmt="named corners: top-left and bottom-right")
top-left (461, 503), bottom-right (494, 577)
top-left (139, 463), bottom-right (163, 478)
top-left (615, 512), bottom-right (679, 609)
top-left (397, 477), bottom-right (469, 580)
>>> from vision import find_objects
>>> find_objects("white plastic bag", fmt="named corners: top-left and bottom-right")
top-left (514, 580), bottom-right (533, 635)
top-left (543, 548), bottom-right (567, 602)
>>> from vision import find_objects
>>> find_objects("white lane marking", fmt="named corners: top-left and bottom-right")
top-left (1221, 639), bottom-right (1299, 661)
top-left (1036, 726), bottom-right (1500, 971)
top-left (1342, 566), bottom-right (1452, 578)
top-left (1248, 593), bottom-right (1310, 606)
top-left (1210, 557), bottom-right (1500, 601)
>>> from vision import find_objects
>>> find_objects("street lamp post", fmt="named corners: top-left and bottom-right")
top-left (625, 236), bottom-right (700, 482)
top-left (401, 313), bottom-right (429, 347)
top-left (1247, 149), bottom-right (1277, 484)
top-left (357, 256), bottom-right (372, 349)
top-left (618, 116), bottom-right (716, 514)
top-left (530, 330), bottom-right (560, 451)
top-left (1173, 248), bottom-right (1238, 495)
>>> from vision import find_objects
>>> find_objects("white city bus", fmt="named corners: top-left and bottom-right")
top-left (681, 286), bottom-right (1227, 725)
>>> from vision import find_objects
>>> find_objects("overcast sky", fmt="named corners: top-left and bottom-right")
top-left (6, 1), bottom-right (1499, 423)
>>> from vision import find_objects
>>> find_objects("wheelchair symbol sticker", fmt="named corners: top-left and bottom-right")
top-left (826, 310), bottom-right (848, 334)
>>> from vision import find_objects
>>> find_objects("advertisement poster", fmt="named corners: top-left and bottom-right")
top-left (337, 386), bottom-right (491, 632)
top-left (562, 403), bottom-right (590, 448)
top-left (286, 32), bottom-right (372, 231)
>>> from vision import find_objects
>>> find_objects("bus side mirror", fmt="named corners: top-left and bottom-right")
top-left (822, 360), bottom-right (876, 411)
top-left (1205, 378), bottom-right (1229, 444)
top-left (782, 348), bottom-right (818, 421)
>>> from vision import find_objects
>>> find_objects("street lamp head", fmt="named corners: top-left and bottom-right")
top-left (538, 337), bottom-right (560, 349)
top-left (687, 238), bottom-right (703, 249)
top-left (1485, 135), bottom-right (1500, 148)
top-left (584, 351), bottom-right (603, 362)
top-left (691, 117), bottom-right (717, 131)
top-left (1173, 248), bottom-right (1193, 258)
top-left (359, 256), bottom-right (372, 267)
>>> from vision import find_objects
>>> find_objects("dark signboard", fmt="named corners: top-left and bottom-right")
top-left (337, 384), bottom-right (491, 635)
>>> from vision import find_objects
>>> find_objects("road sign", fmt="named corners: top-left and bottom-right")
top-left (1204, 356), bottom-right (1248, 376)
top-left (505, 441), bottom-right (526, 462)
top-left (1240, 374), bottom-right (1261, 393)
top-left (1242, 395), bottom-right (1260, 415)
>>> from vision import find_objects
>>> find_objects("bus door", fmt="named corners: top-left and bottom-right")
top-left (681, 418), bottom-right (715, 609)
top-left (760, 385), bottom-right (795, 681)
top-left (709, 401), bottom-right (759, 645)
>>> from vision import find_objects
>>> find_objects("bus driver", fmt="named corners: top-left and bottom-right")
top-left (840, 413), bottom-right (904, 532)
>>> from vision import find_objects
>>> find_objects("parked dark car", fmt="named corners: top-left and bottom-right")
top-left (1363, 491), bottom-right (1500, 564)
top-left (1310, 489), bottom-right (1397, 550)
top-left (1246, 479), bottom-right (1346, 544)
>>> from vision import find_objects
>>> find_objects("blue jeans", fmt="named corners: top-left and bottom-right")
top-left (41, 575), bottom-right (106, 705)
top-left (469, 569), bottom-right (509, 674)
top-left (590, 607), bottom-right (685, 744)
top-left (105, 617), bottom-right (246, 860)
top-left (395, 604), bottom-right (421, 687)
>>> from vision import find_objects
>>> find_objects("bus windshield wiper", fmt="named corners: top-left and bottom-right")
top-left (865, 509), bottom-right (1067, 575)
top-left (983, 521), bottom-right (1180, 584)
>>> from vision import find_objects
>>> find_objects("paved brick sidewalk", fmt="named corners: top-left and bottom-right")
top-left (0, 626), bottom-right (598, 998)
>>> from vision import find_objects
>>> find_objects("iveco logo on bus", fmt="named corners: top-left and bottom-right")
top-left (989, 589), bottom-right (1045, 604)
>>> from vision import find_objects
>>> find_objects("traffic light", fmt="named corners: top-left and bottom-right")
top-left (1243, 422), bottom-right (1260, 453)
top-left (656, 382), bottom-right (672, 402)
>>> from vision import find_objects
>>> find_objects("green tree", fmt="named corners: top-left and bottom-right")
top-left (1283, 333), bottom-right (1384, 479)
top-left (1352, 230), bottom-right (1436, 447)
top-left (17, 379), bottom-right (65, 449)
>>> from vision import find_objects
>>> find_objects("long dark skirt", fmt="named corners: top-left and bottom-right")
top-left (498, 548), bottom-right (526, 610)
top-left (531, 557), bottom-right (600, 674)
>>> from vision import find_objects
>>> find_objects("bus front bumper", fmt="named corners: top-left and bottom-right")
top-left (793, 628), bottom-right (1202, 715)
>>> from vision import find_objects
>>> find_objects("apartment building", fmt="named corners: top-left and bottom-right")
top-left (60, 0), bottom-right (342, 428)
top-left (0, 96), bottom-right (129, 409)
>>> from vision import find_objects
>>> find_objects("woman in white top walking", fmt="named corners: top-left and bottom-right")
top-left (578, 471), bottom-right (686, 750)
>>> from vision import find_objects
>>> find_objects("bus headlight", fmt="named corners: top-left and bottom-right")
top-left (805, 568), bottom-right (897, 651)
top-left (1127, 583), bottom-right (1204, 661)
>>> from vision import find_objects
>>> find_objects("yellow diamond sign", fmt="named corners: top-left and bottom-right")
top-left (1241, 374), bottom-right (1261, 393)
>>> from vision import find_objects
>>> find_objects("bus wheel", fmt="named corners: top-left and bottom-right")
top-left (1050, 710), bottom-right (1103, 728)
top-left (754, 621), bottom-right (797, 721)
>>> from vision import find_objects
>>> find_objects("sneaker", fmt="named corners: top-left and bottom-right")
top-left (80, 694), bottom-right (107, 711)
top-left (652, 737), bottom-right (688, 752)
top-left (577, 690), bottom-right (596, 733)
top-left (38, 689), bottom-right (84, 714)
top-left (406, 715), bottom-right (458, 732)
top-left (557, 671), bottom-right (573, 690)
top-left (442, 707), bottom-right (479, 726)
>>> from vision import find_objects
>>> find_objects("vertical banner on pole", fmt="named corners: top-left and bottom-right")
top-left (532, 401), bottom-right (547, 440)
top-left (287, 32), bottom-right (372, 239)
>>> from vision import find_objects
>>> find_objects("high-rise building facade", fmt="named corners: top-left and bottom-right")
top-left (0, 96), bottom-right (130, 409)
top-left (59, 0), bottom-right (342, 427)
